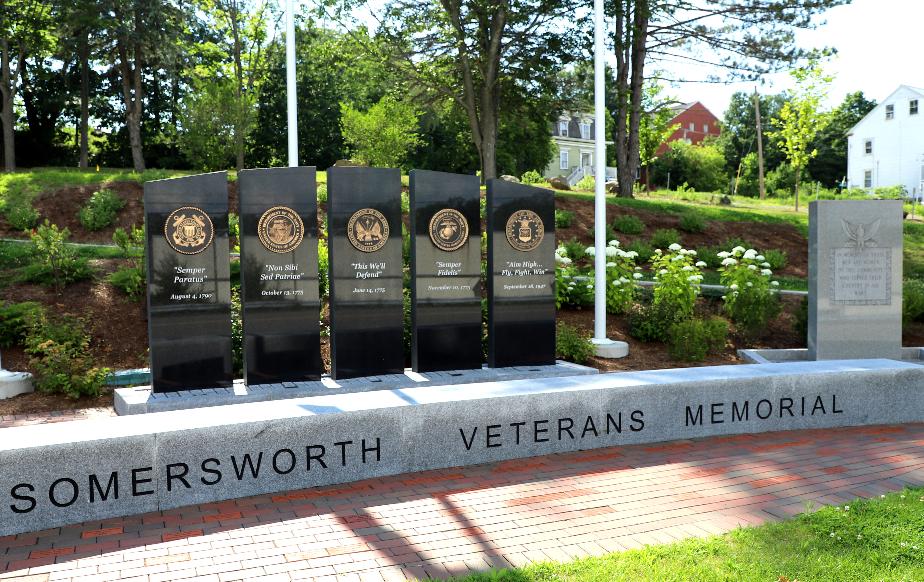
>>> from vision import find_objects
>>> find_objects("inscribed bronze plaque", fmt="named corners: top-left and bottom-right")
top-left (165, 206), bottom-right (214, 255)
top-left (257, 205), bottom-right (304, 254)
top-left (505, 209), bottom-right (544, 252)
top-left (347, 208), bottom-right (390, 253)
top-left (428, 208), bottom-right (469, 252)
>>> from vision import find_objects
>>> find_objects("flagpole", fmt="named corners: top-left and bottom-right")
top-left (591, 0), bottom-right (627, 358)
top-left (286, 0), bottom-right (298, 167)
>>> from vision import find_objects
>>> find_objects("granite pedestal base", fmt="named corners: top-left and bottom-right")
top-left (738, 347), bottom-right (924, 364)
top-left (4, 359), bottom-right (923, 536)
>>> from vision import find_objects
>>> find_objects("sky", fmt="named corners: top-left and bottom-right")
top-left (675, 0), bottom-right (920, 117)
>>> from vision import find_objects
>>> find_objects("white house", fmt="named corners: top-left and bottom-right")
top-left (847, 85), bottom-right (924, 198)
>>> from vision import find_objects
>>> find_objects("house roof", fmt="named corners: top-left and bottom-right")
top-left (848, 84), bottom-right (924, 135)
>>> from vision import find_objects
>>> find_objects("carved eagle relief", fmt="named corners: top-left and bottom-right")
top-left (842, 218), bottom-right (880, 250)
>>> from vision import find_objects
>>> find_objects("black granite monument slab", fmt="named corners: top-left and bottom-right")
top-left (239, 167), bottom-right (321, 385)
top-left (144, 172), bottom-right (233, 392)
top-left (328, 167), bottom-right (404, 379)
top-left (486, 179), bottom-right (556, 368)
top-left (409, 170), bottom-right (482, 372)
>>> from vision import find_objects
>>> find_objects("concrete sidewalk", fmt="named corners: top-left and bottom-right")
top-left (1, 422), bottom-right (922, 582)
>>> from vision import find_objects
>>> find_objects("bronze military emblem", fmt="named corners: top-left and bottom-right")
top-left (165, 206), bottom-right (214, 255)
top-left (257, 206), bottom-right (304, 254)
top-left (505, 209), bottom-right (544, 252)
top-left (428, 208), bottom-right (469, 252)
top-left (347, 208), bottom-right (389, 253)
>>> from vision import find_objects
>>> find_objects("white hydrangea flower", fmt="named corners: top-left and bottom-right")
top-left (586, 285), bottom-right (593, 289)
top-left (756, 255), bottom-right (765, 261)
top-left (562, 274), bottom-right (571, 279)
top-left (619, 277), bottom-right (629, 283)
top-left (608, 239), bottom-right (620, 247)
top-left (743, 249), bottom-right (758, 260)
top-left (659, 269), bottom-right (668, 275)
top-left (585, 247), bottom-right (595, 256)
top-left (748, 264), bottom-right (757, 270)
top-left (605, 246), bottom-right (618, 257)
top-left (721, 257), bottom-right (738, 266)
top-left (746, 281), bottom-right (753, 287)
top-left (606, 261), bottom-right (617, 268)
top-left (654, 248), bottom-right (662, 254)
top-left (671, 255), bottom-right (683, 262)
top-left (687, 275), bottom-right (703, 282)
top-left (695, 261), bottom-right (707, 267)
top-left (633, 272), bottom-right (643, 279)
top-left (761, 269), bottom-right (772, 276)
top-left (729, 283), bottom-right (739, 290)
top-left (771, 281), bottom-right (780, 286)
top-left (717, 251), bottom-right (731, 258)
top-left (682, 265), bottom-right (694, 272)
top-left (761, 262), bottom-right (771, 268)
top-left (732, 246), bottom-right (745, 254)
top-left (686, 249), bottom-right (697, 256)
top-left (555, 255), bottom-right (572, 265)
top-left (668, 243), bottom-right (682, 251)
top-left (626, 251), bottom-right (639, 259)
top-left (612, 280), bottom-right (622, 286)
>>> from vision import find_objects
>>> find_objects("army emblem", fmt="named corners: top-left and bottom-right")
top-left (165, 207), bottom-right (213, 255)
top-left (505, 209), bottom-right (544, 252)
top-left (429, 209), bottom-right (469, 252)
top-left (347, 208), bottom-right (389, 253)
top-left (258, 206), bottom-right (304, 254)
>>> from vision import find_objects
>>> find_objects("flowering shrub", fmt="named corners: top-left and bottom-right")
top-left (718, 246), bottom-right (781, 337)
top-left (651, 243), bottom-right (704, 320)
top-left (555, 246), bottom-right (593, 308)
top-left (582, 240), bottom-right (642, 314)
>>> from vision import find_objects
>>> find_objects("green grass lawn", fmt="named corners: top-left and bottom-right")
top-left (458, 487), bottom-right (924, 582)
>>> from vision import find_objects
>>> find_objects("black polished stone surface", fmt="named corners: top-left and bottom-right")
top-left (409, 170), bottom-right (482, 372)
top-left (486, 179), bottom-right (556, 368)
top-left (328, 167), bottom-right (404, 379)
top-left (239, 167), bottom-right (321, 385)
top-left (144, 172), bottom-right (233, 392)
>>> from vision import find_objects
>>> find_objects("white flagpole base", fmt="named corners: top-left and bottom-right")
top-left (590, 338), bottom-right (629, 359)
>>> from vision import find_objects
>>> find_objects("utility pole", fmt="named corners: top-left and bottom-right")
top-left (754, 87), bottom-right (766, 200)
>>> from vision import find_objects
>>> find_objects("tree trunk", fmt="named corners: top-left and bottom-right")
top-left (794, 170), bottom-right (800, 212)
top-left (230, 1), bottom-right (245, 171)
top-left (117, 31), bottom-right (145, 172)
top-left (0, 36), bottom-right (14, 172)
top-left (78, 31), bottom-right (90, 169)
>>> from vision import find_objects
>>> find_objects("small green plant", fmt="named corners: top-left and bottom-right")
top-left (231, 286), bottom-right (243, 377)
top-left (318, 238), bottom-right (330, 297)
top-left (108, 225), bottom-right (146, 300)
top-left (561, 238), bottom-right (587, 262)
top-left (719, 245), bottom-right (781, 338)
top-left (520, 170), bottom-right (545, 185)
top-left (651, 244), bottom-right (704, 321)
top-left (24, 313), bottom-right (110, 399)
top-left (78, 189), bottom-right (125, 231)
top-left (556, 321), bottom-right (594, 364)
top-left (903, 279), bottom-right (924, 325)
top-left (649, 228), bottom-right (681, 250)
top-left (317, 184), bottom-right (328, 204)
top-left (6, 204), bottom-right (40, 231)
top-left (594, 240), bottom-right (641, 314)
top-left (554, 246), bottom-right (593, 308)
top-left (612, 214), bottom-right (645, 235)
top-left (679, 213), bottom-right (706, 233)
top-left (667, 316), bottom-right (728, 361)
top-left (696, 245), bottom-right (724, 269)
top-left (794, 295), bottom-right (808, 342)
top-left (675, 181), bottom-right (693, 194)
top-left (763, 248), bottom-right (788, 271)
top-left (576, 175), bottom-right (595, 191)
top-left (228, 213), bottom-right (240, 253)
top-left (0, 301), bottom-right (44, 347)
top-left (555, 209), bottom-right (574, 228)
top-left (26, 221), bottom-right (92, 290)
top-left (587, 222), bottom-right (618, 244)
top-left (627, 302), bottom-right (677, 342)
top-left (625, 240), bottom-right (654, 264)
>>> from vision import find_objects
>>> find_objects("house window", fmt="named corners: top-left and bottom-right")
top-left (560, 150), bottom-right (569, 170)
top-left (865, 140), bottom-right (872, 154)
top-left (886, 104), bottom-right (894, 120)
top-left (559, 121), bottom-right (568, 137)
top-left (864, 170), bottom-right (873, 188)
top-left (912, 100), bottom-right (919, 115)
top-left (688, 122), bottom-right (695, 131)
top-left (703, 123), bottom-right (709, 133)
top-left (580, 122), bottom-right (590, 140)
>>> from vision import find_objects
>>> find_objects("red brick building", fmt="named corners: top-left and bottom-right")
top-left (656, 101), bottom-right (721, 156)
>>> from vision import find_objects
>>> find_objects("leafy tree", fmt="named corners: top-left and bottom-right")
top-left (716, 91), bottom-right (788, 176)
top-left (341, 95), bottom-right (422, 169)
top-left (374, 0), bottom-right (581, 181)
top-left (808, 91), bottom-right (876, 187)
top-left (638, 82), bottom-right (678, 191)
top-left (178, 77), bottom-right (246, 171)
top-left (769, 60), bottom-right (833, 211)
top-left (650, 140), bottom-right (728, 192)
top-left (608, 0), bottom-right (848, 198)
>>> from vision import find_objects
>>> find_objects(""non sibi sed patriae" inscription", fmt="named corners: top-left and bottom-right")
top-left (831, 247), bottom-right (891, 305)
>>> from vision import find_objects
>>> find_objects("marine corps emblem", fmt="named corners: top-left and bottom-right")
top-left (165, 207), bottom-right (214, 255)
top-left (505, 209), bottom-right (544, 252)
top-left (428, 208), bottom-right (469, 252)
top-left (257, 206), bottom-right (304, 254)
top-left (347, 208), bottom-right (389, 253)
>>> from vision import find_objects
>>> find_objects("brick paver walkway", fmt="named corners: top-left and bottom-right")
top-left (1, 422), bottom-right (923, 582)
